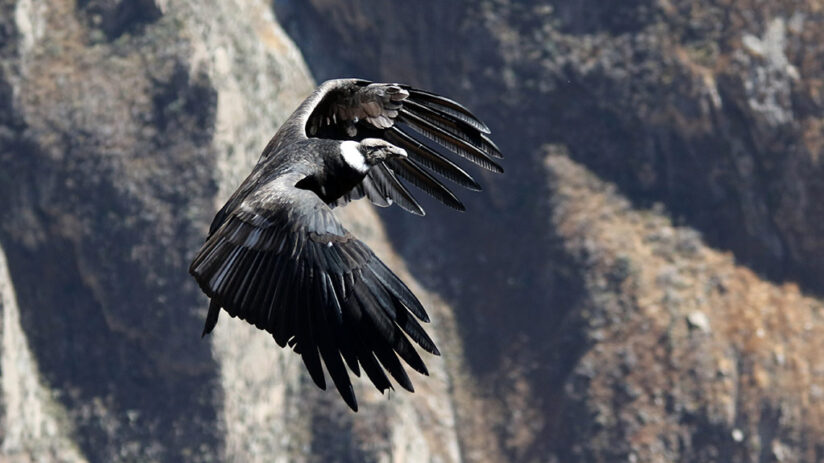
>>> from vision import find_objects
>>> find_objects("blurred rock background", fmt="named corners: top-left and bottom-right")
top-left (0, 0), bottom-right (822, 461)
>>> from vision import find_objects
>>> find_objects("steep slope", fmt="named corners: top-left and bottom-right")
top-left (0, 0), bottom-right (460, 461)
top-left (0, 245), bottom-right (86, 462)
top-left (3, 0), bottom-right (824, 461)
top-left (276, 0), bottom-right (824, 293)
top-left (276, 1), bottom-right (824, 461)
top-left (547, 150), bottom-right (824, 462)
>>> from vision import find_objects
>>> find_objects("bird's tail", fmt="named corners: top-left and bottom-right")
top-left (202, 299), bottom-right (220, 337)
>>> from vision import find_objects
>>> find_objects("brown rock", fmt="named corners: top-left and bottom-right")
top-left (547, 150), bottom-right (824, 462)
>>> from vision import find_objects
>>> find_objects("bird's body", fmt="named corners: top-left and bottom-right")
top-left (190, 79), bottom-right (502, 411)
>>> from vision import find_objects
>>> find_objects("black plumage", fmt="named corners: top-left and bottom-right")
top-left (189, 79), bottom-right (502, 411)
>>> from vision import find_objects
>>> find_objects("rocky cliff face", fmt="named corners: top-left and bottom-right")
top-left (547, 150), bottom-right (824, 462)
top-left (0, 0), bottom-right (460, 461)
top-left (275, 1), bottom-right (824, 462)
top-left (1, 0), bottom-right (823, 462)
top-left (277, 0), bottom-right (824, 293)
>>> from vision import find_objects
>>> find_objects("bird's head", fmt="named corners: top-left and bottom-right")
top-left (358, 138), bottom-right (408, 164)
top-left (340, 139), bottom-right (407, 173)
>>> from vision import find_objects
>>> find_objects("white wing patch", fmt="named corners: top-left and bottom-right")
top-left (340, 140), bottom-right (369, 173)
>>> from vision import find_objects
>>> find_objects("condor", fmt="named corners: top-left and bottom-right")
top-left (189, 79), bottom-right (502, 411)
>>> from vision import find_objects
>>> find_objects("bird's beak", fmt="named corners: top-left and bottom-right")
top-left (391, 146), bottom-right (408, 159)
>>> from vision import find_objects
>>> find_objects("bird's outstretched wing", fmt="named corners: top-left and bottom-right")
top-left (304, 79), bottom-right (503, 215)
top-left (189, 173), bottom-right (438, 411)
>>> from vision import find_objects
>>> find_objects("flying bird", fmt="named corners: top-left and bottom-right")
top-left (189, 79), bottom-right (502, 411)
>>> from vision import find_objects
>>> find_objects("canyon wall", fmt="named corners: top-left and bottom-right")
top-left (0, 0), bottom-right (822, 461)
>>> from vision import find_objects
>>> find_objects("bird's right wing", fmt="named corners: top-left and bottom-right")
top-left (189, 172), bottom-right (438, 411)
top-left (300, 79), bottom-right (503, 215)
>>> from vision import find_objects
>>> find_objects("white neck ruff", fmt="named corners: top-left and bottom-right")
top-left (340, 140), bottom-right (369, 173)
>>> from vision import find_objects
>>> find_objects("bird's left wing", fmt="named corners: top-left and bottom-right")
top-left (189, 172), bottom-right (438, 411)
top-left (305, 79), bottom-right (503, 215)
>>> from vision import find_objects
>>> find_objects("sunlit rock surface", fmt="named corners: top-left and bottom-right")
top-left (1, 0), bottom-right (824, 461)
top-left (0, 0), bottom-right (458, 461)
